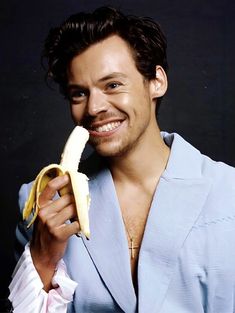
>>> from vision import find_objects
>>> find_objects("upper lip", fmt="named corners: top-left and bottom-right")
top-left (89, 118), bottom-right (124, 129)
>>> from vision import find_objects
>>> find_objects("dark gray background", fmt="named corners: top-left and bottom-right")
top-left (1, 0), bottom-right (235, 306)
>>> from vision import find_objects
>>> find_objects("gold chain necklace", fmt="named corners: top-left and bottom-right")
top-left (122, 215), bottom-right (139, 259)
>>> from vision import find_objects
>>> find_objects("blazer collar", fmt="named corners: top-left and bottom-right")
top-left (161, 131), bottom-right (203, 179)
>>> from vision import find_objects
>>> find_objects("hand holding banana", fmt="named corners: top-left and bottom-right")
top-left (23, 126), bottom-right (91, 238)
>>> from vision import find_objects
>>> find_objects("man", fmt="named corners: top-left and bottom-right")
top-left (9, 6), bottom-right (235, 313)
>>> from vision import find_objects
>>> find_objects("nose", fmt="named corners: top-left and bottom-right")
top-left (87, 89), bottom-right (109, 116)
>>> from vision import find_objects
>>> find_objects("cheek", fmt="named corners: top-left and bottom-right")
top-left (110, 92), bottom-right (132, 112)
top-left (70, 105), bottom-right (86, 123)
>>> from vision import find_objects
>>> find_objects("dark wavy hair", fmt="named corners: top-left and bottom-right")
top-left (43, 6), bottom-right (168, 110)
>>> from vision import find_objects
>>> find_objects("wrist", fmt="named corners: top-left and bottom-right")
top-left (30, 246), bottom-right (57, 292)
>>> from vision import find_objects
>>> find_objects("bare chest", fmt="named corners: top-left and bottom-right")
top-left (117, 189), bottom-right (154, 287)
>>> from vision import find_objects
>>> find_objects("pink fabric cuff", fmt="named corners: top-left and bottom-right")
top-left (9, 243), bottom-right (77, 313)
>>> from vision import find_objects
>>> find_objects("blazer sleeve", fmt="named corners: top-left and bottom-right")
top-left (14, 183), bottom-right (34, 260)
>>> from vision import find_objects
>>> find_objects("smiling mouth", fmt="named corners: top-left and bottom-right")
top-left (90, 121), bottom-right (122, 133)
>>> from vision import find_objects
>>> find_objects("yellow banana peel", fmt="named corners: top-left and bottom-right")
top-left (22, 126), bottom-right (91, 239)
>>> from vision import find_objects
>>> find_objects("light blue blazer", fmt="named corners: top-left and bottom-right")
top-left (16, 132), bottom-right (235, 312)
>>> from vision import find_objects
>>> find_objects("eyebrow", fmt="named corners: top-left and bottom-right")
top-left (67, 72), bottom-right (128, 90)
top-left (97, 72), bottom-right (128, 82)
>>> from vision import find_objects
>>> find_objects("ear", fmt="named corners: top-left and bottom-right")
top-left (149, 65), bottom-right (168, 99)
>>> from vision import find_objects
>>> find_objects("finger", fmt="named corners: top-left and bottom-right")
top-left (39, 175), bottom-right (70, 207)
top-left (39, 193), bottom-right (75, 220)
top-left (45, 203), bottom-right (78, 229)
top-left (59, 181), bottom-right (73, 195)
top-left (55, 221), bottom-right (81, 241)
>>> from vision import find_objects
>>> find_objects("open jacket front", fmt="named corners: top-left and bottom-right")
top-left (17, 132), bottom-right (235, 313)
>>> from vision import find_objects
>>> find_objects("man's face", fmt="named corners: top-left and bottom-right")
top-left (67, 35), bottom-right (158, 158)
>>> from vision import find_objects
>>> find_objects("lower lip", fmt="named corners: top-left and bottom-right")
top-left (88, 122), bottom-right (123, 138)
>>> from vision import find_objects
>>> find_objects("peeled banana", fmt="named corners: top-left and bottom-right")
top-left (23, 126), bottom-right (91, 239)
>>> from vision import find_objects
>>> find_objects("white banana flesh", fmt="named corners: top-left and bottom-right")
top-left (23, 126), bottom-right (91, 239)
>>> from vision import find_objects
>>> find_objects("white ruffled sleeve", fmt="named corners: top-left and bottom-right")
top-left (8, 243), bottom-right (77, 313)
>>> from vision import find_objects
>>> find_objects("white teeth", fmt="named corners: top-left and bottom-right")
top-left (95, 121), bottom-right (121, 133)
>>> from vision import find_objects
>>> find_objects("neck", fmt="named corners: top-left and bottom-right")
top-left (108, 126), bottom-right (170, 187)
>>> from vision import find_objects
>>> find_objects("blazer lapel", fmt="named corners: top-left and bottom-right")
top-left (138, 133), bottom-right (212, 312)
top-left (82, 168), bottom-right (137, 313)
top-left (138, 176), bottom-right (211, 312)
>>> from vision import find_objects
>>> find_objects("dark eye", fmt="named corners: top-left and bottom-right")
top-left (68, 89), bottom-right (87, 103)
top-left (107, 82), bottom-right (121, 90)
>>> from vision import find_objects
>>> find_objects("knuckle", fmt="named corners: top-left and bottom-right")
top-left (47, 218), bottom-right (56, 231)
top-left (47, 179), bottom-right (58, 190)
top-left (62, 193), bottom-right (74, 205)
top-left (38, 209), bottom-right (47, 223)
top-left (69, 203), bottom-right (76, 215)
top-left (38, 193), bottom-right (50, 208)
top-left (66, 203), bottom-right (77, 219)
top-left (50, 226), bottom-right (60, 239)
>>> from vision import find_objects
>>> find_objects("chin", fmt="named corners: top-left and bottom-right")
top-left (94, 143), bottom-right (133, 159)
top-left (95, 147), bottom-right (121, 158)
top-left (92, 141), bottom-right (124, 157)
